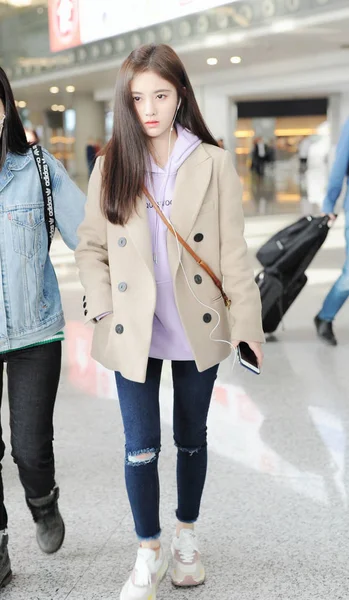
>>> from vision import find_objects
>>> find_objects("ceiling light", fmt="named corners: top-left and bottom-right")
top-left (50, 86), bottom-right (59, 94)
top-left (51, 104), bottom-right (58, 111)
top-left (271, 20), bottom-right (295, 33)
top-left (58, 105), bottom-right (66, 112)
top-left (207, 57), bottom-right (218, 66)
top-left (6, 0), bottom-right (31, 6)
top-left (66, 85), bottom-right (75, 93)
top-left (18, 100), bottom-right (27, 108)
top-left (230, 56), bottom-right (242, 64)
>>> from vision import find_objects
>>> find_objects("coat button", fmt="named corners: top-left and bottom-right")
top-left (118, 237), bottom-right (127, 247)
top-left (194, 233), bottom-right (204, 242)
top-left (118, 282), bottom-right (127, 293)
top-left (83, 302), bottom-right (87, 308)
top-left (203, 313), bottom-right (211, 323)
top-left (115, 324), bottom-right (124, 334)
top-left (194, 274), bottom-right (202, 285)
top-left (84, 309), bottom-right (88, 316)
top-left (83, 295), bottom-right (86, 302)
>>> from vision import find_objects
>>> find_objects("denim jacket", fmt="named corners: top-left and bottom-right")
top-left (0, 149), bottom-right (86, 351)
top-left (323, 118), bottom-right (349, 215)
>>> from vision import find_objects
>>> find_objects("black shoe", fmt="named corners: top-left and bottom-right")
top-left (0, 532), bottom-right (12, 589)
top-left (314, 315), bottom-right (337, 346)
top-left (27, 487), bottom-right (65, 554)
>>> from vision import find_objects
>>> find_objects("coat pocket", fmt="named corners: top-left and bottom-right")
top-left (10, 207), bottom-right (44, 259)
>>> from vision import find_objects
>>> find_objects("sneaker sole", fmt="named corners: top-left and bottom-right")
top-left (0, 569), bottom-right (13, 589)
top-left (170, 565), bottom-right (205, 587)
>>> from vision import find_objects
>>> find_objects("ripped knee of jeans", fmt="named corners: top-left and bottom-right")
top-left (126, 447), bottom-right (160, 467)
top-left (175, 440), bottom-right (207, 457)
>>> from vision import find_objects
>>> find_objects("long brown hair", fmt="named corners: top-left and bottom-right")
top-left (102, 44), bottom-right (218, 225)
top-left (0, 67), bottom-right (30, 170)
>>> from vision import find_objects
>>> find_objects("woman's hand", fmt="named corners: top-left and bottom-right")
top-left (232, 340), bottom-right (264, 368)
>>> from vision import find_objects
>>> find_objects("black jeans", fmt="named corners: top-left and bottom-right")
top-left (115, 359), bottom-right (218, 541)
top-left (0, 342), bottom-right (61, 529)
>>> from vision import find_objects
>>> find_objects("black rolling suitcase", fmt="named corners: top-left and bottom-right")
top-left (256, 215), bottom-right (330, 334)
top-left (256, 271), bottom-right (307, 334)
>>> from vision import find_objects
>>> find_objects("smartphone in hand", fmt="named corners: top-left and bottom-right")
top-left (237, 342), bottom-right (261, 375)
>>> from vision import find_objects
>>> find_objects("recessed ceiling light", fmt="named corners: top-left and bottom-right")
top-left (207, 57), bottom-right (218, 66)
top-left (230, 56), bottom-right (242, 64)
top-left (50, 86), bottom-right (59, 94)
top-left (18, 100), bottom-right (27, 108)
top-left (66, 85), bottom-right (75, 93)
top-left (58, 105), bottom-right (66, 112)
top-left (51, 104), bottom-right (59, 112)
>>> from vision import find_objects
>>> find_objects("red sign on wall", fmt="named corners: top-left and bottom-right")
top-left (48, 0), bottom-right (81, 53)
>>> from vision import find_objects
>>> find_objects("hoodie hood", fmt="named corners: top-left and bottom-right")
top-left (146, 123), bottom-right (202, 278)
top-left (149, 123), bottom-right (201, 175)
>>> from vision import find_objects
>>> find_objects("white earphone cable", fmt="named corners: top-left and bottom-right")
top-left (168, 216), bottom-right (238, 373)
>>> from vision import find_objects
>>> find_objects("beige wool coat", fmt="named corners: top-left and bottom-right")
top-left (75, 143), bottom-right (264, 383)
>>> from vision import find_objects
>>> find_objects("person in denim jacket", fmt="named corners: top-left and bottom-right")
top-left (0, 68), bottom-right (85, 587)
top-left (315, 118), bottom-right (349, 345)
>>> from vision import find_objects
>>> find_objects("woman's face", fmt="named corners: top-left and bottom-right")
top-left (131, 70), bottom-right (178, 140)
top-left (0, 99), bottom-right (5, 139)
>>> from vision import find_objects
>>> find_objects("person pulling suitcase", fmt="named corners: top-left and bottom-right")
top-left (314, 118), bottom-right (349, 346)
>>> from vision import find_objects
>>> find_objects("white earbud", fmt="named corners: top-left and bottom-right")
top-left (169, 98), bottom-right (182, 137)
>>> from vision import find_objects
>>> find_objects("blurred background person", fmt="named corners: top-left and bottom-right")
top-left (86, 136), bottom-right (98, 177)
top-left (298, 135), bottom-right (312, 174)
top-left (251, 137), bottom-right (268, 177)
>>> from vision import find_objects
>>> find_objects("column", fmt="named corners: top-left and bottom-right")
top-left (195, 86), bottom-right (236, 154)
top-left (74, 94), bottom-right (106, 185)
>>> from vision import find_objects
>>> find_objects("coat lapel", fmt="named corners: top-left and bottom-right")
top-left (169, 144), bottom-right (212, 272)
top-left (125, 196), bottom-right (154, 277)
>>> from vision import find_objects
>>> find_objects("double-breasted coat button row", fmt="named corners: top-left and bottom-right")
top-left (90, 234), bottom-right (209, 332)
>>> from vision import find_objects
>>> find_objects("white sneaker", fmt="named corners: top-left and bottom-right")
top-left (171, 529), bottom-right (205, 587)
top-left (120, 546), bottom-right (168, 600)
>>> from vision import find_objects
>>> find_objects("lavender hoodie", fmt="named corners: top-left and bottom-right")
top-left (146, 124), bottom-right (202, 360)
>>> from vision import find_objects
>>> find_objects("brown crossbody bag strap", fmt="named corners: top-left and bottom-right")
top-left (143, 189), bottom-right (231, 309)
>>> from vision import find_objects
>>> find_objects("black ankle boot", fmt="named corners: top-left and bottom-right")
top-left (0, 532), bottom-right (12, 588)
top-left (314, 315), bottom-right (337, 346)
top-left (27, 487), bottom-right (65, 554)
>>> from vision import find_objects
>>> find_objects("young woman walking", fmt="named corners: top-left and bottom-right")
top-left (0, 67), bottom-right (85, 588)
top-left (75, 44), bottom-right (264, 600)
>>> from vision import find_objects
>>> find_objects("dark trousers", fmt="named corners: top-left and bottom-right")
top-left (0, 342), bottom-right (61, 529)
top-left (115, 358), bottom-right (218, 541)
